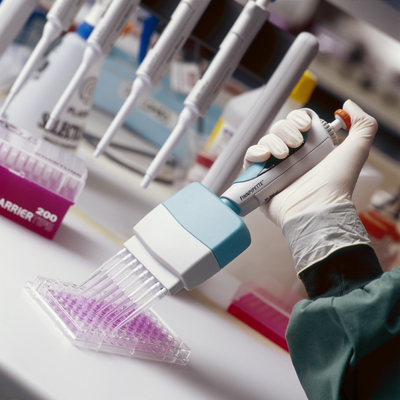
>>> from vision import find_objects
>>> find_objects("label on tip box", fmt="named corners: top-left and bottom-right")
top-left (0, 120), bottom-right (85, 239)
top-left (0, 165), bottom-right (72, 239)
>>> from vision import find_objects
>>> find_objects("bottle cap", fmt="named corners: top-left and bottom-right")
top-left (289, 70), bottom-right (317, 105)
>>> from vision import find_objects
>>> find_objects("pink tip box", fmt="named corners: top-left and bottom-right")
top-left (0, 120), bottom-right (87, 239)
top-left (228, 274), bottom-right (303, 352)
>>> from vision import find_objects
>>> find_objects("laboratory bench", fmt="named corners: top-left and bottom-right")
top-left (0, 108), bottom-right (307, 400)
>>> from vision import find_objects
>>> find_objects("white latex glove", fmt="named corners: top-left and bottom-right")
top-left (244, 100), bottom-right (378, 228)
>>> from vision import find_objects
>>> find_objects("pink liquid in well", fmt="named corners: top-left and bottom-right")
top-left (27, 277), bottom-right (190, 364)
top-left (46, 287), bottom-right (174, 346)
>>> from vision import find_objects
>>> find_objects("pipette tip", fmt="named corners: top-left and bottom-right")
top-left (0, 96), bottom-right (12, 118)
top-left (140, 174), bottom-right (153, 189)
top-left (93, 147), bottom-right (102, 158)
top-left (45, 117), bottom-right (56, 131)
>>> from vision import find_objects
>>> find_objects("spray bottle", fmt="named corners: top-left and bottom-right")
top-left (45, 0), bottom-right (142, 132)
top-left (4, 0), bottom-right (111, 150)
top-left (0, 0), bottom-right (87, 117)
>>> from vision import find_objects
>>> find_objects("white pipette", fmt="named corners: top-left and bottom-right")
top-left (140, 0), bottom-right (271, 189)
top-left (0, 0), bottom-right (40, 59)
top-left (45, 0), bottom-right (141, 131)
top-left (93, 0), bottom-right (211, 158)
top-left (0, 0), bottom-right (86, 117)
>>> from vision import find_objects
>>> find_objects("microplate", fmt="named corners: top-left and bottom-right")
top-left (25, 276), bottom-right (190, 365)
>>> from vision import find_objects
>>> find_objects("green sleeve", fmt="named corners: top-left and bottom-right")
top-left (287, 266), bottom-right (400, 400)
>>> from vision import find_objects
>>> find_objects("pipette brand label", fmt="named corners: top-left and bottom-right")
top-left (240, 181), bottom-right (264, 201)
top-left (0, 198), bottom-right (34, 221)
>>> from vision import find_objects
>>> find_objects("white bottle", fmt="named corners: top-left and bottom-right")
top-left (4, 1), bottom-right (108, 150)
top-left (186, 70), bottom-right (317, 183)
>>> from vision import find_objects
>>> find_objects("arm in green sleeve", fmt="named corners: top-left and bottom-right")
top-left (282, 203), bottom-right (400, 399)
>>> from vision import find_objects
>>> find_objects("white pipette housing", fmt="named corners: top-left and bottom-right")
top-left (140, 0), bottom-right (271, 188)
top-left (0, 0), bottom-right (87, 118)
top-left (94, 0), bottom-right (211, 158)
top-left (45, 0), bottom-right (141, 131)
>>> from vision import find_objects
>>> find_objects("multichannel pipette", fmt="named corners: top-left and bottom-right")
top-left (140, 0), bottom-right (272, 189)
top-left (93, 0), bottom-right (212, 158)
top-left (0, 0), bottom-right (86, 117)
top-left (26, 276), bottom-right (191, 364)
top-left (51, 108), bottom-right (350, 332)
top-left (45, 0), bottom-right (141, 131)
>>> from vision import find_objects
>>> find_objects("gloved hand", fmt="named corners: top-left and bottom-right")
top-left (244, 100), bottom-right (378, 228)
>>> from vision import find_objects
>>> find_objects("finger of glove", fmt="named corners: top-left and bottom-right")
top-left (244, 131), bottom-right (290, 170)
top-left (244, 111), bottom-right (310, 171)
top-left (342, 99), bottom-right (378, 154)
top-left (258, 133), bottom-right (289, 159)
top-left (286, 109), bottom-right (312, 132)
top-left (243, 144), bottom-right (271, 170)
top-left (269, 120), bottom-right (304, 148)
top-left (328, 100), bottom-right (378, 189)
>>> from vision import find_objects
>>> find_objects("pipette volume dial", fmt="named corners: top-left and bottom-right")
top-left (220, 109), bottom-right (351, 216)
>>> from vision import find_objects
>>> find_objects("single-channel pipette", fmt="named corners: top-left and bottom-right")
top-left (45, 0), bottom-right (141, 131)
top-left (0, 0), bottom-right (86, 117)
top-left (0, 0), bottom-right (40, 60)
top-left (93, 0), bottom-right (211, 158)
top-left (140, 0), bottom-right (272, 189)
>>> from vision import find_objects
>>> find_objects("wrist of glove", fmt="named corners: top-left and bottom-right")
top-left (282, 202), bottom-right (372, 275)
top-left (243, 100), bottom-right (378, 273)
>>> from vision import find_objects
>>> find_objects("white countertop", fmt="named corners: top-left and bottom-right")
top-left (0, 106), bottom-right (306, 399)
top-left (0, 202), bottom-right (306, 400)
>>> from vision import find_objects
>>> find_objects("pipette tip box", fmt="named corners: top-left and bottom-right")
top-left (25, 276), bottom-right (191, 365)
top-left (0, 120), bottom-right (87, 239)
top-left (227, 275), bottom-right (303, 352)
